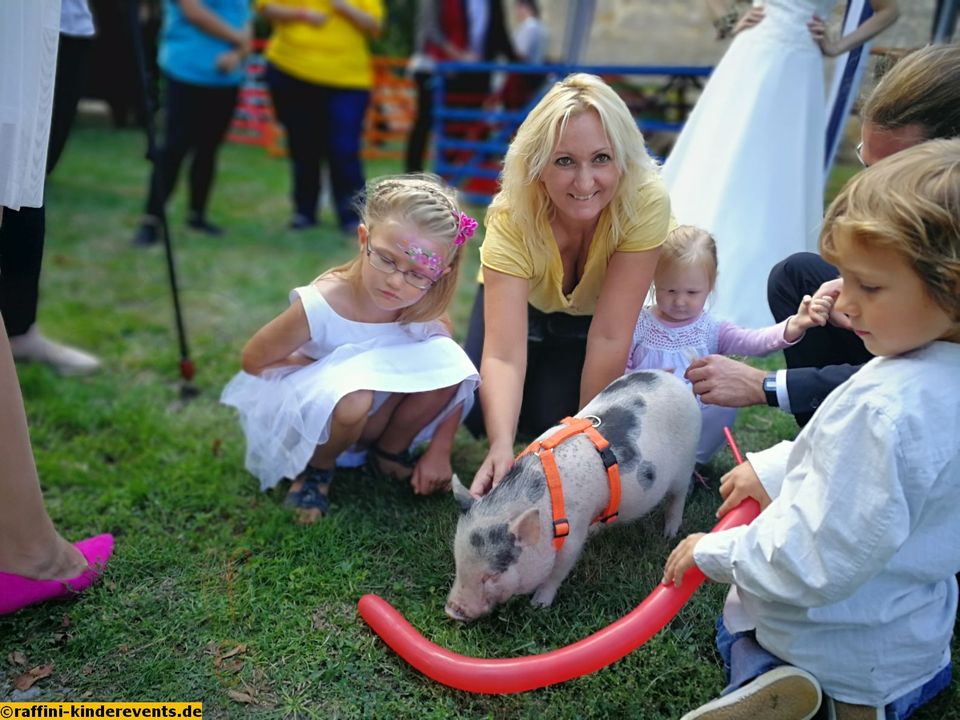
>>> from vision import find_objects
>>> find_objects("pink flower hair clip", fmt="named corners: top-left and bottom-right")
top-left (454, 211), bottom-right (478, 246)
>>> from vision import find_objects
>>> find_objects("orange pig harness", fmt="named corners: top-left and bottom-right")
top-left (518, 415), bottom-right (622, 551)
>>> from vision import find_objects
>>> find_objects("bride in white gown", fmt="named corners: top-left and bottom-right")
top-left (662, 0), bottom-right (899, 327)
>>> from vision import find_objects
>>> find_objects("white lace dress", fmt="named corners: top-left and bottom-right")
top-left (627, 307), bottom-right (795, 463)
top-left (221, 283), bottom-right (480, 489)
top-left (662, 0), bottom-right (838, 327)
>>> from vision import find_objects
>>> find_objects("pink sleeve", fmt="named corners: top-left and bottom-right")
top-left (716, 320), bottom-right (800, 357)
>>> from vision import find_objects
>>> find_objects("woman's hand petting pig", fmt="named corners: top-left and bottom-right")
top-left (662, 533), bottom-right (706, 588)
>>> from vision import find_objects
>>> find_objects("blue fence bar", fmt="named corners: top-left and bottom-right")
top-left (430, 61), bottom-right (713, 205)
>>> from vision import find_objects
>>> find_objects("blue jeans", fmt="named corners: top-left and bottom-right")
top-left (715, 617), bottom-right (952, 719)
top-left (266, 64), bottom-right (369, 229)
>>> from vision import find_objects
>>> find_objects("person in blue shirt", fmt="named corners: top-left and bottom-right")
top-left (133, 0), bottom-right (252, 246)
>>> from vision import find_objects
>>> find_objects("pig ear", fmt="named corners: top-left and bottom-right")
top-left (450, 473), bottom-right (475, 513)
top-left (509, 507), bottom-right (541, 547)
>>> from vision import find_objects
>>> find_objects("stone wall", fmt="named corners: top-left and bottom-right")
top-left (535, 1), bottom-right (941, 67)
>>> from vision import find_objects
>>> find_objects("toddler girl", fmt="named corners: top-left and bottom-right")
top-left (222, 174), bottom-right (480, 523)
top-left (663, 139), bottom-right (960, 720)
top-left (626, 225), bottom-right (831, 463)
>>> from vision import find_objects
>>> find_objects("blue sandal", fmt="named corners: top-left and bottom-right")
top-left (366, 444), bottom-right (420, 480)
top-left (284, 466), bottom-right (332, 515)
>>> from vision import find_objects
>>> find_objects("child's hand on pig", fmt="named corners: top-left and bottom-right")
top-left (785, 294), bottom-right (835, 341)
top-left (410, 450), bottom-right (453, 496)
top-left (662, 533), bottom-right (706, 588)
top-left (716, 461), bottom-right (772, 518)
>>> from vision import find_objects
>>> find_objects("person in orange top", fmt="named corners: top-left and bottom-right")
top-left (257, 0), bottom-right (384, 233)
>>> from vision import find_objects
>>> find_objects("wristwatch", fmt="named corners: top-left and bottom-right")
top-left (762, 372), bottom-right (779, 408)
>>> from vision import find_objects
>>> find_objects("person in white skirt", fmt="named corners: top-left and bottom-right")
top-left (662, 0), bottom-right (899, 327)
top-left (625, 225), bottom-right (831, 464)
top-left (222, 175), bottom-right (480, 523)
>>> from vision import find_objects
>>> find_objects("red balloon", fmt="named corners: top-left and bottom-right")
top-left (358, 499), bottom-right (760, 694)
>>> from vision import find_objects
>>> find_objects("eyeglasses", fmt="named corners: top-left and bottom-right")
top-left (365, 244), bottom-right (436, 290)
top-left (855, 141), bottom-right (867, 168)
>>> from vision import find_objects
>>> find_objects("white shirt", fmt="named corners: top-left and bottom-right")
top-left (695, 341), bottom-right (960, 706)
top-left (60, 0), bottom-right (95, 37)
top-left (465, 0), bottom-right (489, 59)
top-left (513, 16), bottom-right (548, 63)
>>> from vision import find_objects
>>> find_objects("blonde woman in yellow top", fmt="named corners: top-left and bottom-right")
top-left (464, 73), bottom-right (672, 497)
top-left (257, 0), bottom-right (384, 232)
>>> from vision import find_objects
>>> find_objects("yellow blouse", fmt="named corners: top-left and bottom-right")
top-left (479, 176), bottom-right (673, 316)
top-left (257, 0), bottom-right (384, 88)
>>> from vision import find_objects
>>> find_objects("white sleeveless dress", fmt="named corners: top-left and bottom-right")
top-left (662, 0), bottom-right (837, 327)
top-left (221, 283), bottom-right (479, 489)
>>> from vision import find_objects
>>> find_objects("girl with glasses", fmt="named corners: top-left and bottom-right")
top-left (221, 174), bottom-right (479, 523)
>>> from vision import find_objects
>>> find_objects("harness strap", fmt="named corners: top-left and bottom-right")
top-left (518, 416), bottom-right (622, 551)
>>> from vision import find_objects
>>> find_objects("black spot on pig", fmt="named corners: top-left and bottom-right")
top-left (594, 404), bottom-right (641, 468)
top-left (467, 524), bottom-right (521, 572)
top-left (481, 455), bottom-right (545, 512)
top-left (603, 371), bottom-right (660, 397)
top-left (637, 460), bottom-right (657, 489)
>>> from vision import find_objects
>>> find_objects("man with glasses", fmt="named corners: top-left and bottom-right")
top-left (685, 43), bottom-right (960, 427)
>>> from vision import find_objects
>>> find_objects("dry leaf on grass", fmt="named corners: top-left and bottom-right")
top-left (226, 689), bottom-right (256, 704)
top-left (7, 651), bottom-right (27, 666)
top-left (13, 664), bottom-right (54, 691)
top-left (214, 643), bottom-right (247, 668)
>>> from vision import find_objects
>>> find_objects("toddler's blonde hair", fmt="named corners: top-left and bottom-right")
top-left (325, 174), bottom-right (466, 323)
top-left (821, 139), bottom-right (960, 321)
top-left (656, 224), bottom-right (719, 291)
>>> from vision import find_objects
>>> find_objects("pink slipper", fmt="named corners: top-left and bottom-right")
top-left (0, 533), bottom-right (114, 615)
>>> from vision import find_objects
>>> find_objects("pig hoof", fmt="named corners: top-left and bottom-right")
top-left (531, 587), bottom-right (557, 608)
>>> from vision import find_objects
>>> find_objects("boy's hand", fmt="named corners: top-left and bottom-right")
top-left (411, 450), bottom-right (452, 496)
top-left (784, 293), bottom-right (834, 340)
top-left (662, 533), bottom-right (706, 588)
top-left (716, 461), bottom-right (771, 518)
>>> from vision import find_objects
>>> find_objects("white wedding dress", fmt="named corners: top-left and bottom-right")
top-left (663, 0), bottom-right (837, 327)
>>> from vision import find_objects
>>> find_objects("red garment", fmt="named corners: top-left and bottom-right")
top-left (426, 0), bottom-right (468, 60)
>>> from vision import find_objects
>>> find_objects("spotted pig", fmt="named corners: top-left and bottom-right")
top-left (446, 370), bottom-right (700, 621)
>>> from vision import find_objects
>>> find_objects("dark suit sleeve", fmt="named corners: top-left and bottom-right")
top-left (784, 364), bottom-right (863, 414)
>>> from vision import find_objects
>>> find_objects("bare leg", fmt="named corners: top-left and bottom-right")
top-left (364, 386), bottom-right (458, 479)
top-left (289, 389), bottom-right (374, 523)
top-left (0, 313), bottom-right (86, 580)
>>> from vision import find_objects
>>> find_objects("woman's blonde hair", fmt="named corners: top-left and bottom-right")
top-left (821, 139), bottom-right (960, 321)
top-left (862, 44), bottom-right (960, 141)
top-left (324, 174), bottom-right (467, 323)
top-left (656, 224), bottom-right (719, 290)
top-left (486, 73), bottom-right (658, 249)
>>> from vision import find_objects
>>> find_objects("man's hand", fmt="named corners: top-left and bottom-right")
top-left (685, 355), bottom-right (766, 407)
top-left (469, 442), bottom-right (515, 498)
top-left (716, 461), bottom-right (772, 518)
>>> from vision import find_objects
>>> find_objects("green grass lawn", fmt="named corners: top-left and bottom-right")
top-left (1, 115), bottom-right (957, 719)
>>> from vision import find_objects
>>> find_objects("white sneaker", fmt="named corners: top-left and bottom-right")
top-left (10, 326), bottom-right (101, 376)
top-left (681, 665), bottom-right (823, 720)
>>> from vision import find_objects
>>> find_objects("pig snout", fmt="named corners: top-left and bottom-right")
top-left (444, 584), bottom-right (494, 622)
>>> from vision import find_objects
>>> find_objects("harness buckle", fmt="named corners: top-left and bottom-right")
top-left (583, 414), bottom-right (601, 428)
top-left (553, 518), bottom-right (570, 538)
top-left (598, 446), bottom-right (617, 469)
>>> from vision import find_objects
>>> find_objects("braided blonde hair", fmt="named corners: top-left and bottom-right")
top-left (324, 174), bottom-right (467, 323)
